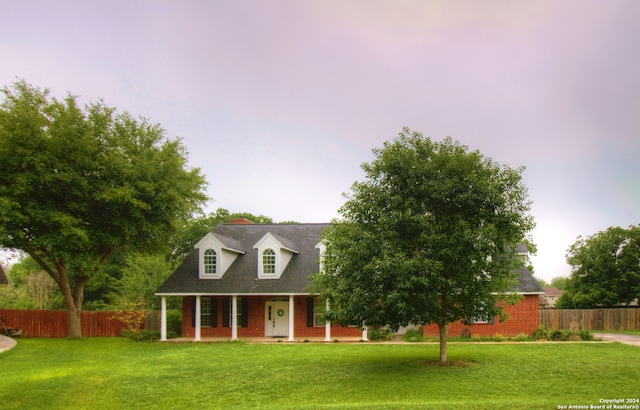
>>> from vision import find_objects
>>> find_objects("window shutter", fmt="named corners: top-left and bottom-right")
top-left (306, 297), bottom-right (314, 327)
top-left (488, 316), bottom-right (494, 325)
top-left (211, 297), bottom-right (218, 328)
top-left (222, 297), bottom-right (230, 327)
top-left (191, 297), bottom-right (196, 328)
top-left (241, 297), bottom-right (249, 328)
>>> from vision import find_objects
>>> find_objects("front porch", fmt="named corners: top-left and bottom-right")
top-left (158, 294), bottom-right (366, 342)
top-left (164, 336), bottom-right (367, 343)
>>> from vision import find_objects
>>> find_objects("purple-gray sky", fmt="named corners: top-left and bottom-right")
top-left (2, 1), bottom-right (639, 282)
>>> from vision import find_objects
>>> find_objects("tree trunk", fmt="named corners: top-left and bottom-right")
top-left (58, 272), bottom-right (89, 338)
top-left (66, 305), bottom-right (82, 338)
top-left (438, 323), bottom-right (448, 364)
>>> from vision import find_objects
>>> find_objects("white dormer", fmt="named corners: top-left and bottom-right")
top-left (194, 232), bottom-right (246, 279)
top-left (253, 232), bottom-right (299, 279)
top-left (315, 241), bottom-right (326, 273)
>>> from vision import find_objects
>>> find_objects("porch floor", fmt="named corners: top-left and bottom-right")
top-left (163, 335), bottom-right (405, 343)
top-left (165, 336), bottom-right (367, 343)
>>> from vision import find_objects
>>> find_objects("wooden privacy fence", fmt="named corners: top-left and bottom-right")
top-left (0, 309), bottom-right (157, 338)
top-left (539, 308), bottom-right (640, 331)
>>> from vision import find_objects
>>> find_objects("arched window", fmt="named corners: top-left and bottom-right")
top-left (204, 249), bottom-right (217, 275)
top-left (262, 249), bottom-right (276, 274)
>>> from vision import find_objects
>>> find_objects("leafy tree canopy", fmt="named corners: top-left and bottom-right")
top-left (0, 80), bottom-right (208, 337)
top-left (550, 276), bottom-right (569, 290)
top-left (313, 128), bottom-right (534, 362)
top-left (557, 225), bottom-right (640, 308)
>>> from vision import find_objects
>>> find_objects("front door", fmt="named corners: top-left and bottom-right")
top-left (265, 300), bottom-right (289, 337)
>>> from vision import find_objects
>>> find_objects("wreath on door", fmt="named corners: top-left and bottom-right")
top-left (277, 309), bottom-right (285, 317)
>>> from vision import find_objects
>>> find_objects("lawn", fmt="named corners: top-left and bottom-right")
top-left (1, 338), bottom-right (638, 409)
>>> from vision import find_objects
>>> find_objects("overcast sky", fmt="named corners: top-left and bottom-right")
top-left (1, 1), bottom-right (639, 282)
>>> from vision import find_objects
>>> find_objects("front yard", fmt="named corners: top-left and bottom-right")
top-left (0, 338), bottom-right (638, 409)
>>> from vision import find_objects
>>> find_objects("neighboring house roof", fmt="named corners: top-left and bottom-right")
top-left (156, 223), bottom-right (545, 296)
top-left (543, 287), bottom-right (564, 297)
top-left (0, 264), bottom-right (8, 286)
top-left (156, 223), bottom-right (328, 295)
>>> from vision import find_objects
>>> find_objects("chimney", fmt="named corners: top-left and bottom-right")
top-left (229, 218), bottom-right (254, 225)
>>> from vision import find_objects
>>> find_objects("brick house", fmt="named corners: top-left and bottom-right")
top-left (421, 265), bottom-right (543, 338)
top-left (155, 221), bottom-right (363, 341)
top-left (155, 221), bottom-right (543, 341)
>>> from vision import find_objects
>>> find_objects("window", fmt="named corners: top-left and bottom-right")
top-left (313, 296), bottom-right (325, 327)
top-left (469, 303), bottom-right (494, 324)
top-left (262, 249), bottom-right (275, 274)
top-left (201, 298), bottom-right (213, 327)
top-left (191, 297), bottom-right (217, 328)
top-left (222, 297), bottom-right (248, 328)
top-left (204, 249), bottom-right (217, 275)
top-left (307, 296), bottom-right (326, 327)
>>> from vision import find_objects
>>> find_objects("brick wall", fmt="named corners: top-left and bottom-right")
top-left (422, 294), bottom-right (540, 338)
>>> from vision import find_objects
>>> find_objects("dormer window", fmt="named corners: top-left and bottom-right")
top-left (262, 249), bottom-right (276, 274)
top-left (195, 232), bottom-right (246, 279)
top-left (254, 232), bottom-right (299, 279)
top-left (204, 249), bottom-right (217, 275)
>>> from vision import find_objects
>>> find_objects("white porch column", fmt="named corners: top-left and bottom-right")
top-left (362, 324), bottom-right (368, 341)
top-left (324, 299), bottom-right (331, 342)
top-left (194, 296), bottom-right (201, 341)
top-left (160, 296), bottom-right (167, 341)
top-left (288, 295), bottom-right (295, 341)
top-left (231, 295), bottom-right (238, 341)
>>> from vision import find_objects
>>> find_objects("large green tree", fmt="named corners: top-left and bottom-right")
top-left (0, 80), bottom-right (207, 337)
top-left (314, 129), bottom-right (534, 363)
top-left (557, 225), bottom-right (640, 308)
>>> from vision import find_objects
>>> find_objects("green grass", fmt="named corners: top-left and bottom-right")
top-left (1, 338), bottom-right (638, 409)
top-left (600, 329), bottom-right (640, 336)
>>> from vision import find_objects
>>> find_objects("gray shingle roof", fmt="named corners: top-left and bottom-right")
top-left (512, 266), bottom-right (544, 293)
top-left (155, 223), bottom-right (545, 296)
top-left (156, 224), bottom-right (328, 295)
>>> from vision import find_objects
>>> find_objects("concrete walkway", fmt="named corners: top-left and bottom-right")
top-left (594, 332), bottom-right (640, 347)
top-left (0, 334), bottom-right (17, 353)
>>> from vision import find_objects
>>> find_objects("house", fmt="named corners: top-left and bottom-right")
top-left (540, 287), bottom-right (565, 308)
top-left (155, 221), bottom-right (363, 341)
top-left (155, 221), bottom-right (544, 341)
top-left (421, 264), bottom-right (544, 338)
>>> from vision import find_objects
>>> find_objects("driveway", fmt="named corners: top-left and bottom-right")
top-left (594, 333), bottom-right (640, 347)
top-left (0, 334), bottom-right (17, 353)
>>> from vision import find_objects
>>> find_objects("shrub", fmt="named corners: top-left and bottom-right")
top-left (471, 333), bottom-right (483, 341)
top-left (121, 329), bottom-right (160, 342)
top-left (403, 327), bottom-right (425, 342)
top-left (579, 330), bottom-right (594, 341)
top-left (166, 309), bottom-right (182, 338)
top-left (493, 333), bottom-right (505, 342)
top-left (550, 330), bottom-right (571, 341)
top-left (368, 327), bottom-right (394, 341)
top-left (109, 301), bottom-right (147, 335)
top-left (532, 324), bottom-right (549, 340)
top-left (515, 333), bottom-right (529, 342)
